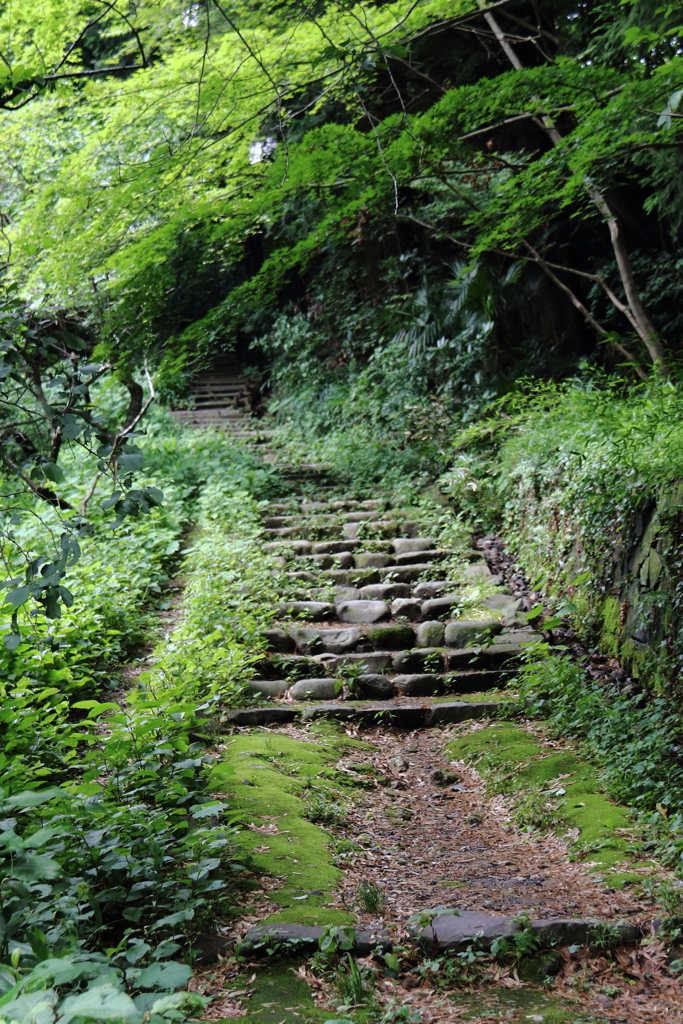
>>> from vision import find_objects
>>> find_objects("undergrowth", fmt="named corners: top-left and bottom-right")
top-left (518, 651), bottom-right (683, 871)
top-left (0, 414), bottom-right (288, 1021)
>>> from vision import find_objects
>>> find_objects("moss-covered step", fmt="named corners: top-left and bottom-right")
top-left (220, 724), bottom-right (369, 915)
top-left (445, 723), bottom-right (636, 867)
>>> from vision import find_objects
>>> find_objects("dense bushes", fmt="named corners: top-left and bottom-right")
top-left (0, 413), bottom-right (287, 1020)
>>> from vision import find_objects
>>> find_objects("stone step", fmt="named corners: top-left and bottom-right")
top-left (228, 699), bottom-right (500, 728)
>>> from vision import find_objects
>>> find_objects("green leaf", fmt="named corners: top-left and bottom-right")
top-left (5, 586), bottom-right (31, 607)
top-left (57, 984), bottom-right (137, 1022)
top-left (137, 962), bottom-right (193, 989)
top-left (41, 462), bottom-right (64, 483)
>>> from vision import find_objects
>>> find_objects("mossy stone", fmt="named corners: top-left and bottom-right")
top-left (363, 623), bottom-right (415, 649)
top-left (517, 950), bottom-right (565, 984)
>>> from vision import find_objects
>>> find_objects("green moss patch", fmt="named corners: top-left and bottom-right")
top-left (227, 960), bottom-right (329, 1024)
top-left (445, 724), bottom-right (631, 864)
top-left (222, 727), bottom-right (370, 912)
top-left (451, 987), bottom-right (581, 1022)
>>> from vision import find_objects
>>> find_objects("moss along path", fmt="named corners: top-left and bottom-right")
top-left (179, 427), bottom-right (683, 1024)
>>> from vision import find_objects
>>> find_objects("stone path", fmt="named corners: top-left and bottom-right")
top-left (244, 493), bottom-right (540, 725)
top-left (181, 376), bottom-right (683, 1023)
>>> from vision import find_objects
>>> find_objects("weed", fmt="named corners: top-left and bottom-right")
top-left (304, 793), bottom-right (347, 825)
top-left (356, 880), bottom-right (386, 914)
top-left (334, 954), bottom-right (368, 1006)
top-left (513, 789), bottom-right (567, 832)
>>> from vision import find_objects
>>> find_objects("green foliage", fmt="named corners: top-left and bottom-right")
top-left (518, 653), bottom-right (683, 813)
top-left (355, 880), bottom-right (386, 915)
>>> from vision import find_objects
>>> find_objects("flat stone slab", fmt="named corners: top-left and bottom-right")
top-left (395, 549), bottom-right (446, 566)
top-left (378, 565), bottom-right (434, 583)
top-left (324, 652), bottom-right (393, 673)
top-left (290, 626), bottom-right (362, 654)
top-left (391, 598), bottom-right (422, 621)
top-left (424, 701), bottom-right (499, 725)
top-left (359, 583), bottom-right (411, 601)
top-left (444, 620), bottom-right (502, 647)
top-left (363, 623), bottom-right (415, 649)
top-left (314, 540), bottom-right (361, 554)
top-left (421, 596), bottom-right (462, 619)
top-left (393, 538), bottom-right (435, 554)
top-left (238, 923), bottom-right (392, 956)
top-left (337, 600), bottom-right (390, 623)
top-left (357, 674), bottom-right (394, 698)
top-left (393, 673), bottom-right (443, 696)
top-left (413, 581), bottom-right (460, 599)
top-left (279, 601), bottom-right (334, 621)
top-left (393, 647), bottom-right (445, 672)
top-left (411, 911), bottom-right (642, 953)
top-left (355, 552), bottom-right (394, 569)
top-left (288, 678), bottom-right (338, 700)
top-left (228, 707), bottom-right (298, 726)
top-left (246, 680), bottom-right (288, 698)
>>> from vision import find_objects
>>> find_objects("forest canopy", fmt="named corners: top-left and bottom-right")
top-left (0, 0), bottom-right (680, 394)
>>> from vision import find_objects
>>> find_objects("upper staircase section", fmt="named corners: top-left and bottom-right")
top-left (169, 370), bottom-right (273, 442)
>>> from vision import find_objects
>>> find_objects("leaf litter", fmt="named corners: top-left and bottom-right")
top-left (196, 719), bottom-right (683, 1023)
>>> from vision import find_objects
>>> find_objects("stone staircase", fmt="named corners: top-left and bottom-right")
top-left (230, 494), bottom-right (542, 727)
top-left (169, 370), bottom-right (273, 442)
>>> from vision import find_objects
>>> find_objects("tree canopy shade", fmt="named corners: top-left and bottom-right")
top-left (1, 0), bottom-right (683, 386)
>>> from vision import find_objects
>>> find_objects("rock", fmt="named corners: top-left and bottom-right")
top-left (415, 620), bottom-right (445, 647)
top-left (347, 510), bottom-right (379, 522)
top-left (281, 601), bottom-right (334, 621)
top-left (301, 501), bottom-right (329, 513)
top-left (448, 643), bottom-right (524, 670)
top-left (355, 552), bottom-right (394, 569)
top-left (256, 654), bottom-right (322, 680)
top-left (314, 540), bottom-right (361, 554)
top-left (358, 674), bottom-right (394, 699)
top-left (408, 916), bottom-right (642, 957)
top-left (193, 932), bottom-right (232, 964)
top-left (288, 678), bottom-right (339, 701)
top-left (364, 519), bottom-right (398, 538)
top-left (378, 565), bottom-right (433, 583)
top-left (413, 581), bottom-right (460, 600)
top-left (363, 623), bottom-right (415, 649)
top-left (395, 549), bottom-right (446, 565)
top-left (498, 629), bottom-right (543, 644)
top-left (342, 522), bottom-right (362, 540)
top-left (464, 562), bottom-right (493, 580)
top-left (325, 652), bottom-right (393, 674)
top-left (517, 951), bottom-right (565, 983)
top-left (354, 927), bottom-right (392, 955)
top-left (393, 537), bottom-right (435, 554)
top-left (337, 600), bottom-right (390, 623)
top-left (393, 673), bottom-right (443, 696)
top-left (262, 540), bottom-right (312, 555)
top-left (421, 596), bottom-right (462, 619)
top-left (390, 755), bottom-right (409, 770)
top-left (290, 626), bottom-right (362, 654)
top-left (411, 911), bottom-right (519, 952)
top-left (391, 598), bottom-right (423, 621)
top-left (393, 648), bottom-right (445, 673)
top-left (443, 669), bottom-right (504, 692)
top-left (359, 583), bottom-right (411, 601)
top-left (228, 707), bottom-right (298, 725)
top-left (335, 587), bottom-right (361, 602)
top-left (262, 628), bottom-right (295, 653)
top-left (246, 680), bottom-right (288, 698)
top-left (483, 594), bottom-right (523, 614)
top-left (287, 571), bottom-right (318, 583)
top-left (430, 768), bottom-right (459, 786)
top-left (424, 701), bottom-right (499, 725)
top-left (444, 620), bottom-right (502, 647)
top-left (238, 924), bottom-right (324, 954)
